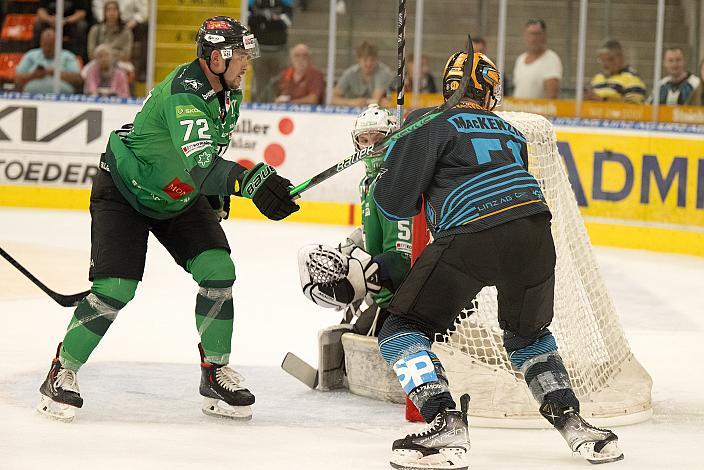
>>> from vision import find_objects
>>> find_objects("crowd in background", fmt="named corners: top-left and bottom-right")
top-left (1, 0), bottom-right (703, 108)
top-left (1, 0), bottom-right (147, 98)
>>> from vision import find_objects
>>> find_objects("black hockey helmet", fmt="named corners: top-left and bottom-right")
top-left (196, 16), bottom-right (260, 63)
top-left (443, 51), bottom-right (502, 110)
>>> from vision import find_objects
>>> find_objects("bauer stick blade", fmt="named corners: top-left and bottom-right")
top-left (290, 33), bottom-right (475, 197)
top-left (0, 246), bottom-right (89, 307)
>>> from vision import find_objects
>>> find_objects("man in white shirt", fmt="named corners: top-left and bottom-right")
top-left (512, 19), bottom-right (562, 99)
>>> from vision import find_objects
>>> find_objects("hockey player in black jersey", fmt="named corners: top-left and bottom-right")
top-left (371, 51), bottom-right (624, 469)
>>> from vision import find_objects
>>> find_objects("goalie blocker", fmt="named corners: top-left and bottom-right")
top-left (298, 244), bottom-right (382, 310)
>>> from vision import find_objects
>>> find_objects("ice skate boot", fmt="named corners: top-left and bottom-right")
top-left (390, 394), bottom-right (470, 470)
top-left (199, 344), bottom-right (254, 420)
top-left (36, 343), bottom-right (83, 423)
top-left (541, 400), bottom-right (624, 464)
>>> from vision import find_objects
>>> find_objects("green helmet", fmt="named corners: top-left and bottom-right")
top-left (351, 105), bottom-right (398, 178)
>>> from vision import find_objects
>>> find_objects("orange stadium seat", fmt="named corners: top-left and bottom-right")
top-left (0, 53), bottom-right (24, 81)
top-left (1, 14), bottom-right (37, 42)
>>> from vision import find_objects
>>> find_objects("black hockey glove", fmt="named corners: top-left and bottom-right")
top-left (206, 195), bottom-right (230, 221)
top-left (235, 163), bottom-right (300, 221)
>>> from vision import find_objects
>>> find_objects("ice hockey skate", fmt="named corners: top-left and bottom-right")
top-left (36, 343), bottom-right (83, 423)
top-left (199, 344), bottom-right (255, 420)
top-left (541, 400), bottom-right (624, 464)
top-left (390, 395), bottom-right (470, 470)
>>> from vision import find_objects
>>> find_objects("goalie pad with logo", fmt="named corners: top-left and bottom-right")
top-left (298, 244), bottom-right (381, 310)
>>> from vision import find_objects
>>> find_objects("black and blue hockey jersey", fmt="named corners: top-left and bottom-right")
top-left (373, 105), bottom-right (550, 237)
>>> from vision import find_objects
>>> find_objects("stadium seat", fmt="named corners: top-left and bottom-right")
top-left (0, 53), bottom-right (24, 82)
top-left (1, 14), bottom-right (37, 42)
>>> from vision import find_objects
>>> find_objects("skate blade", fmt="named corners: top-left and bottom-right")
top-left (201, 397), bottom-right (252, 421)
top-left (390, 447), bottom-right (469, 470)
top-left (36, 395), bottom-right (76, 423)
top-left (577, 440), bottom-right (624, 465)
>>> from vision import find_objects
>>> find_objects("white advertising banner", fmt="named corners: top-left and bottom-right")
top-left (0, 97), bottom-right (363, 203)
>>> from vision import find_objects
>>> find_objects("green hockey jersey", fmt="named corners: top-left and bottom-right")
top-left (104, 60), bottom-right (245, 219)
top-left (360, 177), bottom-right (412, 307)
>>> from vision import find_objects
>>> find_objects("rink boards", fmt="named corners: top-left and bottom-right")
top-left (0, 94), bottom-right (703, 256)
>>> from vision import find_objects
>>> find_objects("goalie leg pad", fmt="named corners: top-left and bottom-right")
top-left (318, 324), bottom-right (354, 390)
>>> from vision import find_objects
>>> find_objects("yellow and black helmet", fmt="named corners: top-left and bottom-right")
top-left (442, 51), bottom-right (502, 109)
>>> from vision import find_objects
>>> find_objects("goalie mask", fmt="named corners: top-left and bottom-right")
top-left (351, 104), bottom-right (398, 178)
top-left (196, 16), bottom-right (260, 90)
top-left (443, 51), bottom-right (502, 110)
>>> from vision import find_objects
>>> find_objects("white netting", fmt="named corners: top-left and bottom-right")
top-left (431, 112), bottom-right (652, 427)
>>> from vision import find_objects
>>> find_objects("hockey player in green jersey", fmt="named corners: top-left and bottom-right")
top-left (37, 16), bottom-right (299, 422)
top-left (298, 105), bottom-right (412, 335)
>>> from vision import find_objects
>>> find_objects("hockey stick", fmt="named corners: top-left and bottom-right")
top-left (281, 301), bottom-right (359, 389)
top-left (0, 246), bottom-right (89, 307)
top-left (289, 33), bottom-right (475, 197)
top-left (395, 0), bottom-right (407, 125)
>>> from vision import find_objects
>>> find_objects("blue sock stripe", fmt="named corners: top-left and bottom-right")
top-left (508, 334), bottom-right (558, 369)
top-left (379, 332), bottom-right (432, 365)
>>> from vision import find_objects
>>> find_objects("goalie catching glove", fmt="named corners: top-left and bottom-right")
top-left (298, 244), bottom-right (381, 310)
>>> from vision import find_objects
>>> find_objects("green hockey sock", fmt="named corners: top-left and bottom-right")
top-left (188, 249), bottom-right (236, 365)
top-left (59, 278), bottom-right (137, 371)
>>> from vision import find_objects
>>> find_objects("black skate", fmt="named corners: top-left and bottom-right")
top-left (37, 343), bottom-right (83, 422)
top-left (390, 394), bottom-right (470, 470)
top-left (199, 344), bottom-right (254, 420)
top-left (541, 400), bottom-right (624, 464)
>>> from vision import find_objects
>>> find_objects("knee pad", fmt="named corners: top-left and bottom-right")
top-left (378, 315), bottom-right (432, 366)
top-left (91, 277), bottom-right (138, 306)
top-left (188, 249), bottom-right (235, 288)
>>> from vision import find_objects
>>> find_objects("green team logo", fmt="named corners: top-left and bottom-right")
top-left (197, 151), bottom-right (213, 168)
top-left (175, 105), bottom-right (204, 117)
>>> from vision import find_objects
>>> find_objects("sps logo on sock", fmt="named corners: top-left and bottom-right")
top-left (393, 351), bottom-right (438, 394)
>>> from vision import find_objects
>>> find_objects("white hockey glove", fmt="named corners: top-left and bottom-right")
top-left (298, 244), bottom-right (381, 310)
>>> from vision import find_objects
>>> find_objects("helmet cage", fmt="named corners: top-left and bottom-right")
top-left (351, 105), bottom-right (398, 151)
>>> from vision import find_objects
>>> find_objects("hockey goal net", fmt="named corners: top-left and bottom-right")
top-left (416, 112), bottom-right (652, 428)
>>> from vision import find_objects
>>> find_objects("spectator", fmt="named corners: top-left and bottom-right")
top-left (248, 0), bottom-right (294, 102)
top-left (88, 1), bottom-right (133, 62)
top-left (586, 40), bottom-right (646, 103)
top-left (34, 0), bottom-right (89, 62)
top-left (15, 28), bottom-right (82, 94)
top-left (332, 41), bottom-right (393, 107)
top-left (652, 47), bottom-right (702, 106)
top-left (512, 19), bottom-right (562, 99)
top-left (92, 1), bottom-right (148, 80)
top-left (274, 43), bottom-right (324, 104)
top-left (472, 37), bottom-right (487, 55)
top-left (83, 44), bottom-right (130, 97)
top-left (404, 54), bottom-right (437, 93)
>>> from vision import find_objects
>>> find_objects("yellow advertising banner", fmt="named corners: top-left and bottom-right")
top-left (554, 127), bottom-right (704, 255)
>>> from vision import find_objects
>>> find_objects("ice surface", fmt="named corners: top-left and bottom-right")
top-left (1, 208), bottom-right (702, 470)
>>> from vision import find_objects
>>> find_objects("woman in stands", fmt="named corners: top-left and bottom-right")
top-left (87, 0), bottom-right (133, 64)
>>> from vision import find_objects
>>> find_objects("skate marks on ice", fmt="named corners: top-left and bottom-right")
top-left (0, 362), bottom-right (407, 428)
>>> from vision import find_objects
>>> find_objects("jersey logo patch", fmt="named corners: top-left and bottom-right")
top-left (163, 178), bottom-right (194, 200)
top-left (182, 79), bottom-right (203, 91)
top-left (175, 105), bottom-right (205, 117)
top-left (196, 151), bottom-right (213, 168)
top-left (182, 140), bottom-right (210, 157)
top-left (396, 241), bottom-right (412, 254)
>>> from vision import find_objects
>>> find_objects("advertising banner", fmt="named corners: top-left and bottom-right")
top-left (1, 95), bottom-right (703, 254)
